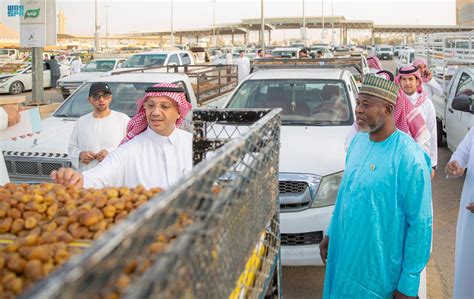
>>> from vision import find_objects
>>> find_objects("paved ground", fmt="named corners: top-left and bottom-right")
top-left (21, 88), bottom-right (64, 103)
top-left (281, 60), bottom-right (464, 298)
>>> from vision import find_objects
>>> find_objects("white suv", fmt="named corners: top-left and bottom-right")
top-left (115, 50), bottom-right (195, 72)
top-left (222, 68), bottom-right (358, 265)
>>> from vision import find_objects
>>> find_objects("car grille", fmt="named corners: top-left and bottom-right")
top-left (3, 151), bottom-right (71, 183)
top-left (279, 181), bottom-right (307, 194)
top-left (281, 231), bottom-right (324, 246)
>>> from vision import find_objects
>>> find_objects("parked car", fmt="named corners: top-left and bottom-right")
top-left (394, 45), bottom-right (406, 57)
top-left (57, 58), bottom-right (126, 99)
top-left (396, 48), bottom-right (416, 70)
top-left (271, 47), bottom-right (302, 58)
top-left (0, 62), bottom-right (70, 95)
top-left (114, 50), bottom-right (195, 73)
top-left (333, 47), bottom-right (351, 58)
top-left (309, 46), bottom-right (334, 58)
top-left (221, 67), bottom-right (359, 265)
top-left (432, 67), bottom-right (474, 151)
top-left (376, 46), bottom-right (394, 60)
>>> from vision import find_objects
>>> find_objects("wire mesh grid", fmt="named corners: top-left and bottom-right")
top-left (20, 108), bottom-right (281, 299)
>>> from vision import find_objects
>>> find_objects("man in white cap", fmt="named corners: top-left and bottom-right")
top-left (321, 75), bottom-right (432, 299)
top-left (68, 82), bottom-right (130, 172)
top-left (52, 83), bottom-right (193, 189)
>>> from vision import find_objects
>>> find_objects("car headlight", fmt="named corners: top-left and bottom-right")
top-left (311, 171), bottom-right (344, 208)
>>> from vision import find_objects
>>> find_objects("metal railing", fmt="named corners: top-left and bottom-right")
top-left (21, 108), bottom-right (282, 299)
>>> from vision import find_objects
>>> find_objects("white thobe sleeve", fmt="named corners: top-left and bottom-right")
top-left (0, 108), bottom-right (8, 131)
top-left (450, 129), bottom-right (473, 169)
top-left (68, 122), bottom-right (82, 170)
top-left (83, 150), bottom-right (124, 188)
top-left (426, 78), bottom-right (443, 98)
top-left (425, 101), bottom-right (438, 167)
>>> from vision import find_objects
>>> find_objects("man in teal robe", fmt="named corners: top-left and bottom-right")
top-left (320, 75), bottom-right (433, 298)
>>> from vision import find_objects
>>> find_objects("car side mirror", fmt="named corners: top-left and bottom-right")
top-left (452, 95), bottom-right (474, 113)
top-left (117, 63), bottom-right (122, 68)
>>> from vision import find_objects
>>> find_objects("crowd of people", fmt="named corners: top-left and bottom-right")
top-left (0, 52), bottom-right (472, 298)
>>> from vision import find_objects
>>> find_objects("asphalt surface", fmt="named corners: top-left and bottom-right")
top-left (281, 60), bottom-right (464, 298)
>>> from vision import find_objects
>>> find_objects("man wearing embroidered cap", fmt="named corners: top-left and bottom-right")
top-left (320, 75), bottom-right (433, 298)
top-left (396, 65), bottom-right (438, 173)
top-left (52, 83), bottom-right (193, 190)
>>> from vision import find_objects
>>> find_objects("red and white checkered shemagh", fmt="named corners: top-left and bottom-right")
top-left (120, 82), bottom-right (192, 145)
top-left (393, 66), bottom-right (430, 146)
top-left (367, 55), bottom-right (383, 71)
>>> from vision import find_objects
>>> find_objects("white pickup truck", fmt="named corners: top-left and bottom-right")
top-left (1, 66), bottom-right (236, 183)
top-left (433, 66), bottom-right (474, 151)
top-left (221, 66), bottom-right (359, 265)
top-left (57, 58), bottom-right (126, 99)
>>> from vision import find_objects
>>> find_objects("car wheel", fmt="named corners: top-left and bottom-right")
top-left (9, 81), bottom-right (24, 95)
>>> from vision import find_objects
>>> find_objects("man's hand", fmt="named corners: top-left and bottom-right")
top-left (3, 105), bottom-right (21, 127)
top-left (393, 290), bottom-right (416, 299)
top-left (466, 202), bottom-right (474, 213)
top-left (79, 151), bottom-right (96, 165)
top-left (95, 150), bottom-right (108, 162)
top-left (445, 160), bottom-right (465, 178)
top-left (423, 69), bottom-right (433, 81)
top-left (50, 167), bottom-right (84, 188)
top-left (319, 235), bottom-right (329, 265)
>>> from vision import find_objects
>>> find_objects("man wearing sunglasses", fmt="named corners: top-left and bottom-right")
top-left (68, 82), bottom-right (130, 172)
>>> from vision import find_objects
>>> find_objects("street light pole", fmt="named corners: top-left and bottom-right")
top-left (105, 5), bottom-right (109, 52)
top-left (170, 0), bottom-right (174, 47)
top-left (321, 0), bottom-right (325, 40)
top-left (95, 0), bottom-right (100, 52)
top-left (212, 0), bottom-right (216, 47)
top-left (331, 0), bottom-right (335, 45)
top-left (260, 0), bottom-right (265, 51)
top-left (302, 0), bottom-right (306, 46)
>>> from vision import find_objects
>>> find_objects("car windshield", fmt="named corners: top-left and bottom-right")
top-left (53, 81), bottom-right (156, 117)
top-left (122, 54), bottom-right (167, 68)
top-left (82, 60), bottom-right (116, 72)
top-left (271, 50), bottom-right (296, 57)
top-left (226, 79), bottom-right (353, 126)
top-left (380, 48), bottom-right (392, 52)
top-left (0, 50), bottom-right (10, 55)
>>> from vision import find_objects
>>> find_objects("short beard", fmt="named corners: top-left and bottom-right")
top-left (358, 112), bottom-right (386, 133)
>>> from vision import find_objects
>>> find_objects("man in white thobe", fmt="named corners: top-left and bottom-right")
top-left (236, 50), bottom-right (250, 83)
top-left (0, 105), bottom-right (21, 185)
top-left (446, 129), bottom-right (474, 299)
top-left (397, 66), bottom-right (438, 173)
top-left (68, 82), bottom-right (130, 172)
top-left (52, 83), bottom-right (193, 190)
top-left (71, 57), bottom-right (83, 74)
top-left (225, 50), bottom-right (233, 65)
top-left (413, 58), bottom-right (443, 99)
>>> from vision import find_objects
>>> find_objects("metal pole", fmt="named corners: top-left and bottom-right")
top-left (331, 0), bottom-right (335, 45)
top-left (31, 47), bottom-right (44, 105)
top-left (302, 0), bottom-right (306, 46)
top-left (105, 5), bottom-right (109, 51)
top-left (170, 0), bottom-right (174, 47)
top-left (95, 0), bottom-right (100, 52)
top-left (322, 0), bottom-right (325, 40)
top-left (260, 0), bottom-right (265, 51)
top-left (212, 0), bottom-right (216, 47)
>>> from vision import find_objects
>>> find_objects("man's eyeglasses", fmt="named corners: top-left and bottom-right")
top-left (91, 93), bottom-right (112, 101)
